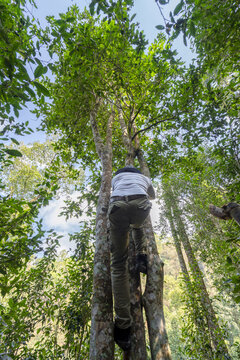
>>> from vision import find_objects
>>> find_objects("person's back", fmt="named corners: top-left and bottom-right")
top-left (112, 171), bottom-right (155, 199)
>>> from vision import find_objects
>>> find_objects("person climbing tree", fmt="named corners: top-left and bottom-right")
top-left (108, 165), bottom-right (155, 351)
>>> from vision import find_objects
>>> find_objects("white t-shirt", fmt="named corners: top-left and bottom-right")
top-left (111, 172), bottom-right (155, 199)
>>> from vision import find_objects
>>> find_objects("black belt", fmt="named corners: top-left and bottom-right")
top-left (110, 194), bottom-right (147, 202)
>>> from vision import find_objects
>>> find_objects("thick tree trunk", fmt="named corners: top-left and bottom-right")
top-left (138, 150), bottom-right (172, 360)
top-left (89, 106), bottom-right (115, 359)
top-left (143, 218), bottom-right (171, 360)
top-left (169, 188), bottom-right (231, 359)
top-left (128, 233), bottom-right (148, 360)
top-left (210, 202), bottom-right (240, 226)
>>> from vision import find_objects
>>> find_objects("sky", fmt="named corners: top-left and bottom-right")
top-left (16, 0), bottom-right (195, 252)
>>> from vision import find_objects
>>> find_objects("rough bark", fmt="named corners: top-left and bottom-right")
top-left (137, 152), bottom-right (172, 360)
top-left (128, 233), bottom-right (148, 360)
top-left (89, 105), bottom-right (115, 360)
top-left (169, 188), bottom-right (231, 359)
top-left (210, 202), bottom-right (240, 226)
top-left (143, 217), bottom-right (172, 360)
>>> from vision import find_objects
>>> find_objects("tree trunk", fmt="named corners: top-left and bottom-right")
top-left (89, 106), bottom-right (115, 359)
top-left (128, 233), bottom-right (148, 360)
top-left (142, 217), bottom-right (172, 360)
top-left (163, 190), bottom-right (215, 359)
top-left (138, 150), bottom-right (172, 360)
top-left (169, 187), bottom-right (232, 359)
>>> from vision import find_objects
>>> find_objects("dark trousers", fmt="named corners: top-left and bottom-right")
top-left (108, 197), bottom-right (151, 329)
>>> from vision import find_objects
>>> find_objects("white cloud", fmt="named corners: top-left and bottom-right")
top-left (39, 192), bottom-right (85, 233)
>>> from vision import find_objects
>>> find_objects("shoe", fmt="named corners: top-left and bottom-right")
top-left (136, 254), bottom-right (148, 274)
top-left (114, 324), bottom-right (131, 351)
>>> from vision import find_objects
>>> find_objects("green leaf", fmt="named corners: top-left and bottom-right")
top-left (13, 106), bottom-right (19, 117)
top-left (55, 19), bottom-right (66, 26)
top-left (34, 64), bottom-right (47, 79)
top-left (4, 149), bottom-right (23, 157)
top-left (189, 21), bottom-right (196, 36)
top-left (156, 25), bottom-right (165, 30)
top-left (89, 3), bottom-right (95, 16)
top-left (173, 1), bottom-right (184, 16)
top-left (130, 14), bottom-right (136, 21)
top-left (66, 17), bottom-right (75, 22)
top-left (170, 12), bottom-right (175, 23)
top-left (235, 296), bottom-right (240, 304)
top-left (25, 85), bottom-right (35, 98)
top-left (16, 61), bottom-right (30, 81)
top-left (35, 57), bottom-right (42, 66)
top-left (33, 81), bottom-right (50, 97)
top-left (10, 138), bottom-right (20, 145)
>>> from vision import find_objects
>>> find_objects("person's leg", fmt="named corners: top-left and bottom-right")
top-left (132, 225), bottom-right (147, 254)
top-left (109, 201), bottom-right (132, 329)
top-left (129, 198), bottom-right (151, 255)
top-left (129, 198), bottom-right (152, 274)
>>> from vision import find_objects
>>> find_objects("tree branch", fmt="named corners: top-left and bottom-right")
top-left (209, 203), bottom-right (240, 226)
top-left (90, 99), bottom-right (103, 159)
top-left (106, 104), bottom-right (114, 153)
top-left (131, 115), bottom-right (177, 140)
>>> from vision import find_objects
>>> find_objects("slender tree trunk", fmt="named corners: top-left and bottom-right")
top-left (169, 187), bottom-right (232, 359)
top-left (163, 190), bottom-right (215, 359)
top-left (89, 105), bottom-right (115, 359)
top-left (164, 203), bottom-right (190, 283)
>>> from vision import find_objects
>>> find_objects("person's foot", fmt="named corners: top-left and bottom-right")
top-left (114, 324), bottom-right (131, 351)
top-left (136, 254), bottom-right (148, 274)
